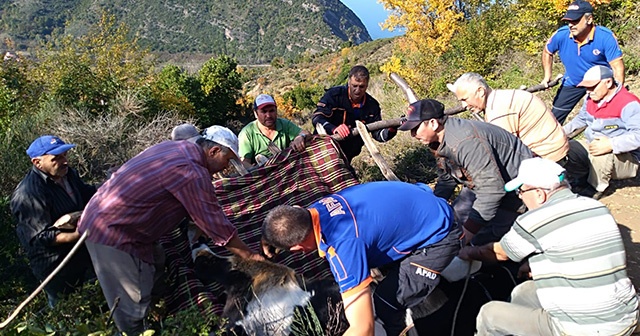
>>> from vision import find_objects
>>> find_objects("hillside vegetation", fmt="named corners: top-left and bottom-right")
top-left (1, 0), bottom-right (640, 334)
top-left (0, 0), bottom-right (370, 64)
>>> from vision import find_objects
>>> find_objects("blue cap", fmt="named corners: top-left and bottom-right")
top-left (562, 0), bottom-right (593, 21)
top-left (26, 135), bottom-right (76, 158)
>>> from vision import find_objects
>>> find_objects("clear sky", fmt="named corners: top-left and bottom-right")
top-left (340, 0), bottom-right (404, 40)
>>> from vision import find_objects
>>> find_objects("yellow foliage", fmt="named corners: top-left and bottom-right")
top-left (380, 0), bottom-right (463, 96)
top-left (273, 94), bottom-right (300, 121)
top-left (510, 0), bottom-right (612, 54)
top-left (382, 0), bottom-right (462, 56)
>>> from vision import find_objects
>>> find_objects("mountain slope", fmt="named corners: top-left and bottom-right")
top-left (0, 0), bottom-right (371, 63)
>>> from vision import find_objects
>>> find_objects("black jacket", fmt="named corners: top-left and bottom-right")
top-left (312, 85), bottom-right (396, 162)
top-left (11, 166), bottom-right (96, 280)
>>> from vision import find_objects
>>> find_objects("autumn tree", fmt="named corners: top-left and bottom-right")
top-left (380, 0), bottom-right (463, 95)
top-left (379, 0), bottom-right (636, 95)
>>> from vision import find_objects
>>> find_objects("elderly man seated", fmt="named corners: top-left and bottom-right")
top-left (564, 65), bottom-right (640, 199)
top-left (459, 157), bottom-right (638, 336)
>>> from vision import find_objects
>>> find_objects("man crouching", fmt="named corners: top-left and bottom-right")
top-left (261, 181), bottom-right (461, 336)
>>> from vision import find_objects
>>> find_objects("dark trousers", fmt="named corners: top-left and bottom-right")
top-left (564, 139), bottom-right (591, 188)
top-left (373, 228), bottom-right (462, 336)
top-left (37, 245), bottom-right (94, 307)
top-left (552, 85), bottom-right (586, 124)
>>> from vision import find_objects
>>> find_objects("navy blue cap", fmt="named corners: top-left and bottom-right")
top-left (562, 0), bottom-right (593, 21)
top-left (398, 99), bottom-right (445, 131)
top-left (26, 135), bottom-right (76, 158)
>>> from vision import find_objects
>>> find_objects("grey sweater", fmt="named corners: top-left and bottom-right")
top-left (433, 117), bottom-right (534, 225)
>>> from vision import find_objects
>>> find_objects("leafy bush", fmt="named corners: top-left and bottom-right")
top-left (197, 55), bottom-right (245, 127)
top-left (282, 84), bottom-right (324, 111)
top-left (31, 13), bottom-right (154, 117)
top-left (158, 303), bottom-right (222, 336)
top-left (0, 281), bottom-right (116, 336)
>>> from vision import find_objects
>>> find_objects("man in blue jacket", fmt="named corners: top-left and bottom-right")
top-left (262, 181), bottom-right (461, 336)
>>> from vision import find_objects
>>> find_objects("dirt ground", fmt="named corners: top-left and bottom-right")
top-left (601, 176), bottom-right (640, 288)
top-left (594, 79), bottom-right (640, 288)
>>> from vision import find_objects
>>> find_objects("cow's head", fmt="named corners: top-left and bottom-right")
top-left (194, 249), bottom-right (348, 336)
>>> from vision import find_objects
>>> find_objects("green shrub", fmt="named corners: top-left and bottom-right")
top-left (282, 84), bottom-right (324, 111)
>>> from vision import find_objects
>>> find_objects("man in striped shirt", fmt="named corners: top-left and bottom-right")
top-left (78, 126), bottom-right (262, 335)
top-left (459, 157), bottom-right (638, 335)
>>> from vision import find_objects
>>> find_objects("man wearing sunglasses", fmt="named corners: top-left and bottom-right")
top-left (459, 157), bottom-right (638, 336)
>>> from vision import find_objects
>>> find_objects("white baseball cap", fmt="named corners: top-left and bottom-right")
top-left (254, 94), bottom-right (276, 110)
top-left (577, 65), bottom-right (614, 88)
top-left (504, 158), bottom-right (566, 192)
top-left (201, 125), bottom-right (240, 159)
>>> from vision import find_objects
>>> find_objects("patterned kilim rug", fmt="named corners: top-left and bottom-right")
top-left (158, 136), bottom-right (359, 317)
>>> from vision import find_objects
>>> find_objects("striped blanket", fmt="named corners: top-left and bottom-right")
top-left (158, 136), bottom-right (359, 317)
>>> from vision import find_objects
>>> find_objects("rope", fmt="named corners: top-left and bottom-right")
top-left (450, 261), bottom-right (473, 336)
top-left (0, 230), bottom-right (89, 329)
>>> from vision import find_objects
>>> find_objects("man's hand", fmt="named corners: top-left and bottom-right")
top-left (588, 136), bottom-right (613, 156)
top-left (225, 233), bottom-right (263, 261)
top-left (291, 134), bottom-right (306, 152)
top-left (54, 230), bottom-right (82, 245)
top-left (247, 253), bottom-right (265, 262)
top-left (540, 76), bottom-right (551, 88)
top-left (333, 124), bottom-right (351, 140)
top-left (517, 261), bottom-right (532, 279)
top-left (458, 246), bottom-right (476, 261)
top-left (261, 238), bottom-right (278, 259)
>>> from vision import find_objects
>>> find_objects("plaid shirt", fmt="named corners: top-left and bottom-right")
top-left (78, 140), bottom-right (237, 264)
top-left (11, 166), bottom-right (96, 279)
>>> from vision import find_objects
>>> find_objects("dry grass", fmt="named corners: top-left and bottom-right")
top-left (50, 99), bottom-right (196, 181)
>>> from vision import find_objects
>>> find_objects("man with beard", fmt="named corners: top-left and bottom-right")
top-left (541, 0), bottom-right (624, 124)
top-left (238, 94), bottom-right (310, 166)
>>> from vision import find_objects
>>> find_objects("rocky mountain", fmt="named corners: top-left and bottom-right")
top-left (0, 0), bottom-right (371, 63)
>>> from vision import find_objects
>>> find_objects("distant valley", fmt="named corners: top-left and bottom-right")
top-left (0, 0), bottom-right (371, 63)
